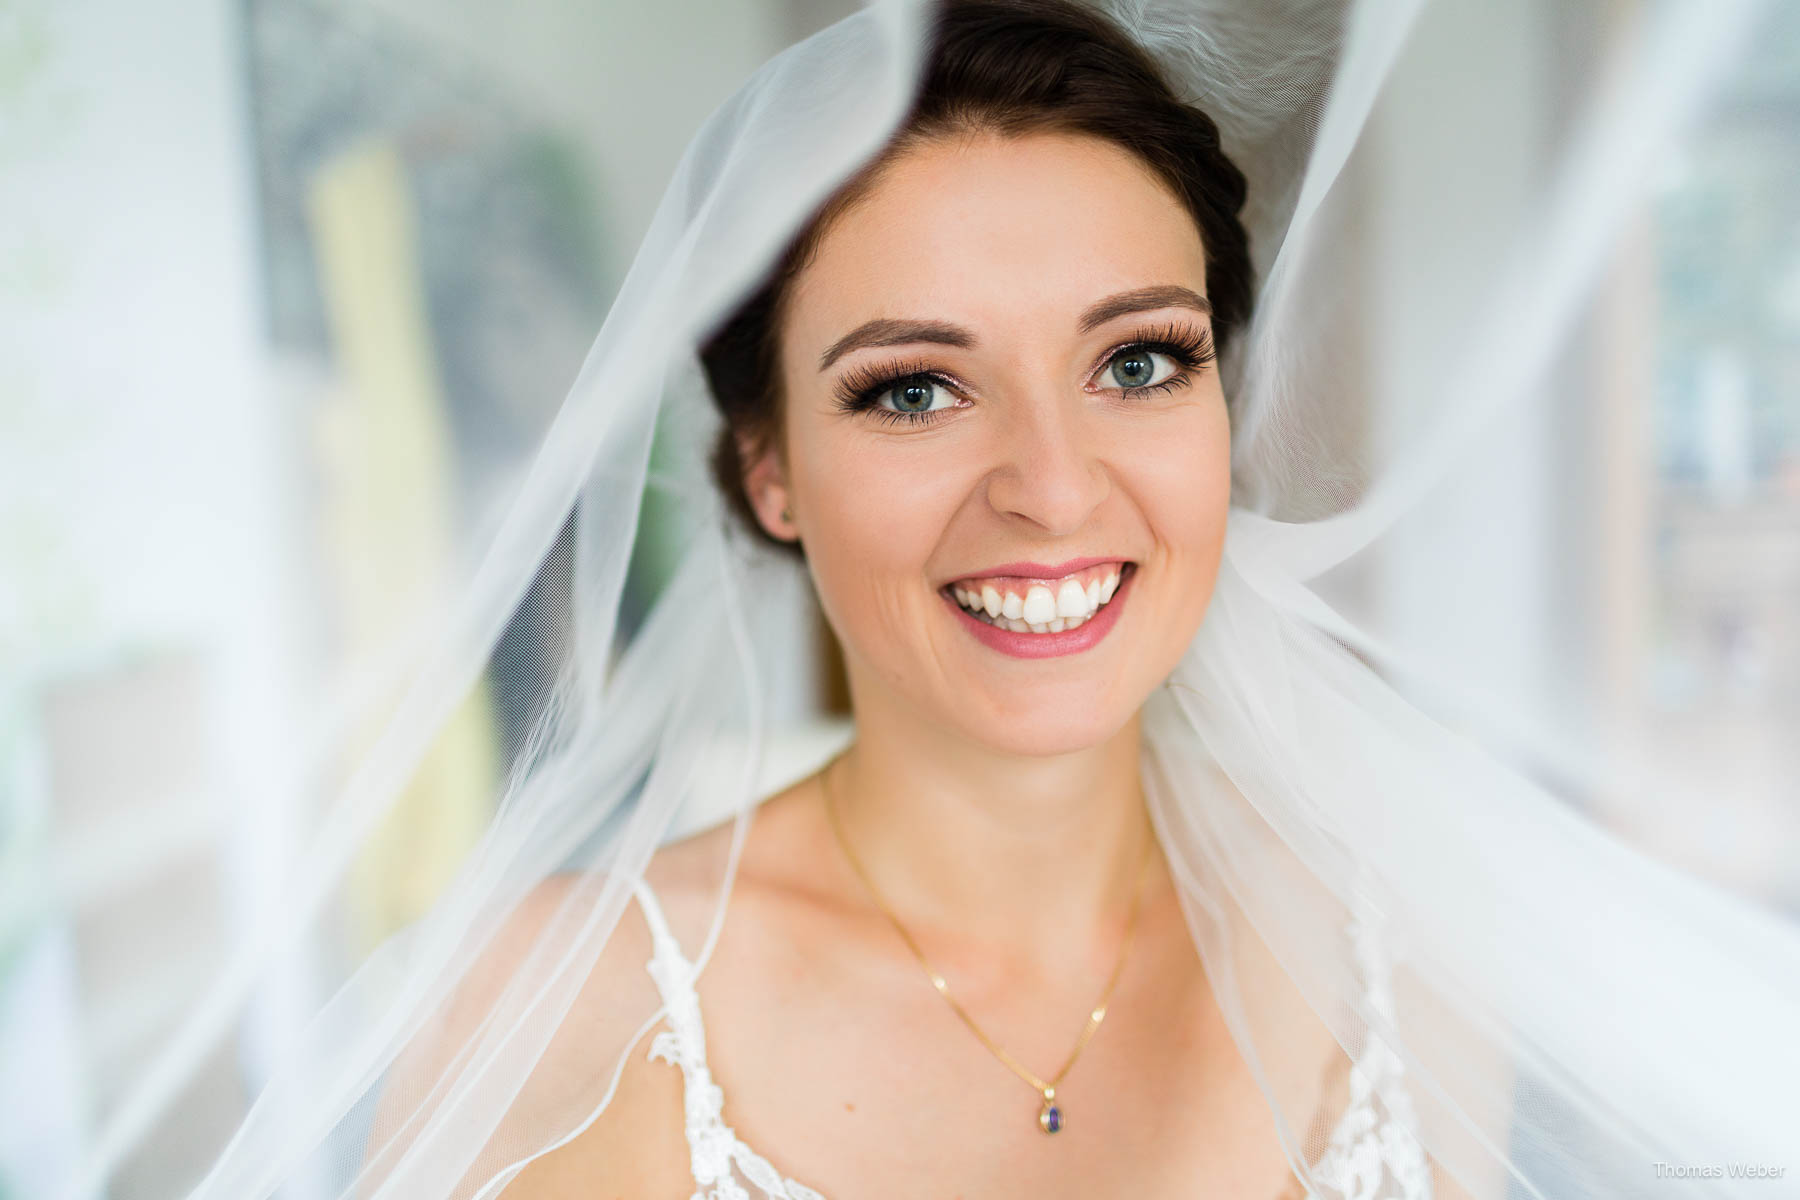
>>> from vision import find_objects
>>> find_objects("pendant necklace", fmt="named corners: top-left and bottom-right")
top-left (821, 756), bottom-right (1153, 1135)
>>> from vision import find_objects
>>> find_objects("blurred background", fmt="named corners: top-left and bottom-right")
top-left (0, 0), bottom-right (1795, 1196)
top-left (0, 0), bottom-right (858, 1194)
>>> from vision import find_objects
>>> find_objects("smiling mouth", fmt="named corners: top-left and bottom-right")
top-left (942, 562), bottom-right (1135, 634)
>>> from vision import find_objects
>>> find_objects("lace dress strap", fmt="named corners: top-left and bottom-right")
top-left (1304, 910), bottom-right (1434, 1200)
top-left (631, 880), bottom-right (826, 1200)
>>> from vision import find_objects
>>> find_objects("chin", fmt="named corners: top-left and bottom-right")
top-left (953, 701), bottom-right (1140, 759)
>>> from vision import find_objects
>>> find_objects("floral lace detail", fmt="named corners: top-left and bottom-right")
top-left (636, 883), bottom-right (825, 1200)
top-left (1305, 912), bottom-right (1434, 1200)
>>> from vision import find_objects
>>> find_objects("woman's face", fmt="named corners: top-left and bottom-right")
top-left (752, 130), bottom-right (1232, 757)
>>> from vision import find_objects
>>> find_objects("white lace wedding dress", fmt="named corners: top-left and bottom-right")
top-left (632, 881), bottom-right (1436, 1200)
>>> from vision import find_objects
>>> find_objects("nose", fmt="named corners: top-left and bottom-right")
top-left (982, 392), bottom-right (1111, 536)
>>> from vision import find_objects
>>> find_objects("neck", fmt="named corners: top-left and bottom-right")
top-left (825, 683), bottom-right (1151, 952)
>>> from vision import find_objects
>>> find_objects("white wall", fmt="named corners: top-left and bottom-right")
top-left (1364, 0), bottom-right (1560, 737)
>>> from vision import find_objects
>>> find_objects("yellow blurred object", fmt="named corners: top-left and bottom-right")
top-left (308, 141), bottom-right (498, 949)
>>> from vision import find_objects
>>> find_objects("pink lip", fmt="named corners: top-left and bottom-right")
top-left (942, 564), bottom-right (1137, 660)
top-left (944, 555), bottom-right (1129, 587)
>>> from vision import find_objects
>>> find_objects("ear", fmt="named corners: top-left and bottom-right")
top-left (740, 431), bottom-right (800, 543)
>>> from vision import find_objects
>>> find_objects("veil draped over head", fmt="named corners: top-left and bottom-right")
top-left (29, 0), bottom-right (1800, 1196)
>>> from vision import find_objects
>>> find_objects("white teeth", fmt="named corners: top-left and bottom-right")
top-left (949, 565), bottom-right (1129, 634)
top-left (1055, 578), bottom-right (1089, 619)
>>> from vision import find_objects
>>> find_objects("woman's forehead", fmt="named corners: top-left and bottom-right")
top-left (784, 130), bottom-right (1211, 348)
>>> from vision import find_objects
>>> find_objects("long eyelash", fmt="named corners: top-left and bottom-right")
top-left (832, 358), bottom-right (958, 425)
top-left (830, 321), bottom-right (1217, 424)
top-left (1101, 322), bottom-right (1217, 398)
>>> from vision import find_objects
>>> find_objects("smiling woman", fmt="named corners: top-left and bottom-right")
top-left (590, 42), bottom-right (1263, 1191)
top-left (500, 8), bottom-right (1287, 1190)
top-left (749, 129), bottom-right (1233, 752)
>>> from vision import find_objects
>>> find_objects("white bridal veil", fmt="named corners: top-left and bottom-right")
top-left (23, 0), bottom-right (1800, 1196)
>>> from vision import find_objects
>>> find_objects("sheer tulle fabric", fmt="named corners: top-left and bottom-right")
top-left (67, 1), bottom-right (1800, 1197)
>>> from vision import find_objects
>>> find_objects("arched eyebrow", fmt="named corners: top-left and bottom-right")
top-left (818, 319), bottom-right (973, 371)
top-left (1075, 285), bottom-right (1211, 334)
top-left (817, 284), bottom-right (1212, 371)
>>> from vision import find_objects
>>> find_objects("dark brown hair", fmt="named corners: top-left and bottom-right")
top-left (700, 0), bottom-right (1252, 552)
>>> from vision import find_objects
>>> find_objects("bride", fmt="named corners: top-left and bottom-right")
top-left (465, 3), bottom-right (1358, 1193)
top-left (90, 0), bottom-right (1797, 1197)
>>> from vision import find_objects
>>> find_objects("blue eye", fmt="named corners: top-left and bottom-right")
top-left (1102, 347), bottom-right (1179, 391)
top-left (832, 361), bottom-right (966, 426)
top-left (878, 375), bottom-right (955, 414)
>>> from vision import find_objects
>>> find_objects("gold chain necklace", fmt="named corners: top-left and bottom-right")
top-left (820, 756), bottom-right (1152, 1135)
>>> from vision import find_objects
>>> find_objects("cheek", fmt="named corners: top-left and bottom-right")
top-left (788, 424), bottom-right (969, 640)
top-left (1126, 403), bottom-right (1232, 595)
top-left (1134, 396), bottom-right (1229, 501)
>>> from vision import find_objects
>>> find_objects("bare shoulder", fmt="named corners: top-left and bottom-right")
top-left (363, 868), bottom-right (686, 1197)
top-left (358, 775), bottom-right (818, 1198)
top-left (500, 781), bottom-right (835, 1196)
top-left (645, 770), bottom-right (839, 922)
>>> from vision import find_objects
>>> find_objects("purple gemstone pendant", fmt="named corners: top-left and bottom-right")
top-left (1038, 1093), bottom-right (1063, 1134)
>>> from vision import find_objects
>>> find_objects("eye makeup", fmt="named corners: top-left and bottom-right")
top-left (830, 319), bottom-right (1217, 427)
top-left (831, 358), bottom-right (969, 426)
top-left (1086, 322), bottom-right (1216, 400)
